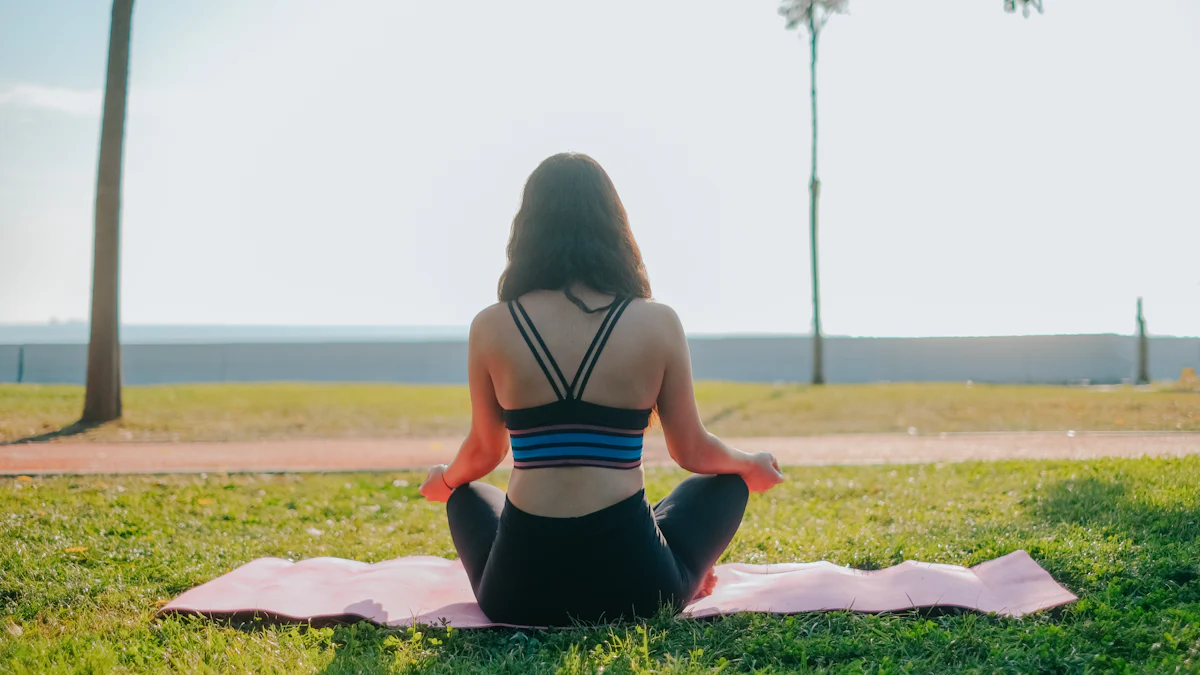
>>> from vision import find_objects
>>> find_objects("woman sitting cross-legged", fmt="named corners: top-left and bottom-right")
top-left (418, 152), bottom-right (785, 626)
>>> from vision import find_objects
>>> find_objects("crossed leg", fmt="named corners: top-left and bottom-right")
top-left (446, 474), bottom-right (749, 606)
top-left (445, 482), bottom-right (506, 597)
top-left (652, 473), bottom-right (750, 601)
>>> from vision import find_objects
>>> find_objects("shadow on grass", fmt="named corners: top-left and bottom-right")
top-left (1037, 478), bottom-right (1129, 527)
top-left (181, 614), bottom-right (407, 673)
top-left (1, 420), bottom-right (102, 446)
top-left (190, 616), bottom-right (407, 674)
top-left (1037, 476), bottom-right (1200, 588)
top-left (702, 386), bottom-right (794, 427)
top-left (319, 623), bottom-right (407, 675)
top-left (1038, 478), bottom-right (1199, 543)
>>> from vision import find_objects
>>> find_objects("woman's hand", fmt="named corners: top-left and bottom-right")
top-left (419, 464), bottom-right (455, 503)
top-left (739, 452), bottom-right (785, 493)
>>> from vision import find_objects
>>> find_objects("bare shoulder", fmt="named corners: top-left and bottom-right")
top-left (473, 302), bottom-right (510, 325)
top-left (468, 303), bottom-right (511, 346)
top-left (628, 299), bottom-right (685, 343)
top-left (630, 298), bottom-right (678, 320)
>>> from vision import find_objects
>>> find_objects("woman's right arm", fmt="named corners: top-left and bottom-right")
top-left (418, 307), bottom-right (510, 502)
top-left (653, 305), bottom-right (785, 493)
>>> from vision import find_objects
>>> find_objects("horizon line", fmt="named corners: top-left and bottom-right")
top-left (0, 322), bottom-right (1197, 342)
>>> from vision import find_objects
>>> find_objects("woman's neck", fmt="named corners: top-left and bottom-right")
top-left (562, 284), bottom-right (617, 314)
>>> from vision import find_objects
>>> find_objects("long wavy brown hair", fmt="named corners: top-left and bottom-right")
top-left (498, 153), bottom-right (651, 306)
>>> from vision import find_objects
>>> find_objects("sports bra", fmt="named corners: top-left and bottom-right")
top-left (503, 295), bottom-right (652, 470)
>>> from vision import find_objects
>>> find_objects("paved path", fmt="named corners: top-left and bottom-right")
top-left (3, 432), bottom-right (1199, 475)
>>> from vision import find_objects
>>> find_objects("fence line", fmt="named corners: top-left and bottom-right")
top-left (1, 336), bottom-right (1197, 386)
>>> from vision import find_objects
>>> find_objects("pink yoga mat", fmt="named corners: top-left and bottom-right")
top-left (160, 550), bottom-right (1075, 627)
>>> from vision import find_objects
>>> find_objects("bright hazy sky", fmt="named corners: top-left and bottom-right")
top-left (1, 0), bottom-right (1198, 337)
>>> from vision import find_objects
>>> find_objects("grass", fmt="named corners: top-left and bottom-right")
top-left (3, 382), bottom-right (1199, 443)
top-left (4, 458), bottom-right (1200, 673)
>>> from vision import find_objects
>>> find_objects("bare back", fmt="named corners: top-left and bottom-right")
top-left (479, 288), bottom-right (666, 516)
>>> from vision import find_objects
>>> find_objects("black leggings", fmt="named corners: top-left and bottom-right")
top-left (446, 474), bottom-right (749, 626)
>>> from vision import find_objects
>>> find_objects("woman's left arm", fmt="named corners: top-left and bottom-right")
top-left (419, 310), bottom-right (509, 502)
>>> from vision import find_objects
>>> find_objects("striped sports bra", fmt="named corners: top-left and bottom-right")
top-left (504, 295), bottom-right (652, 470)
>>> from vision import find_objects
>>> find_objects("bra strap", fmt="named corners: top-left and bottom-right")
top-left (566, 296), bottom-right (624, 398)
top-left (574, 297), bottom-right (633, 400)
top-left (508, 301), bottom-right (565, 400)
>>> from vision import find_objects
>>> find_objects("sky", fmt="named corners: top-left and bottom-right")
top-left (1, 0), bottom-right (1198, 338)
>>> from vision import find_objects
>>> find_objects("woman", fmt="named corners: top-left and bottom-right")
top-left (418, 152), bottom-right (785, 626)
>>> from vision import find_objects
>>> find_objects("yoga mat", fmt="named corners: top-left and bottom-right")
top-left (160, 550), bottom-right (1075, 627)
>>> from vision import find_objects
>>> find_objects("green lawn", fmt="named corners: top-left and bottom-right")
top-left (4, 458), bottom-right (1200, 673)
top-left (3, 382), bottom-right (1198, 443)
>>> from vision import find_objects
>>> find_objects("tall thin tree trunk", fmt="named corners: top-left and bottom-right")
top-left (808, 13), bottom-right (825, 386)
top-left (1136, 297), bottom-right (1150, 385)
top-left (82, 0), bottom-right (134, 424)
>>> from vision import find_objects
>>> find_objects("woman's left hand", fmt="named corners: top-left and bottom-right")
top-left (419, 464), bottom-right (455, 503)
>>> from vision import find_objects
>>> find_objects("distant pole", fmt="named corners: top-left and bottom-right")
top-left (808, 10), bottom-right (825, 386)
top-left (1136, 297), bottom-right (1150, 385)
top-left (16, 346), bottom-right (24, 384)
top-left (82, 0), bottom-right (134, 423)
top-left (779, 2), bottom-right (844, 385)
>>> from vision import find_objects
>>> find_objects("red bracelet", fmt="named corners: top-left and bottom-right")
top-left (440, 470), bottom-right (455, 491)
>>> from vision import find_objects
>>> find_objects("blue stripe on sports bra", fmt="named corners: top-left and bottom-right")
top-left (513, 446), bottom-right (642, 461)
top-left (510, 432), bottom-right (644, 449)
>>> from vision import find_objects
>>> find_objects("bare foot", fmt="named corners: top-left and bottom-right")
top-left (691, 567), bottom-right (718, 602)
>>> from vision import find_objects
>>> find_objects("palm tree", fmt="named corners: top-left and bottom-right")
top-left (778, 0), bottom-right (1042, 386)
top-left (1136, 297), bottom-right (1150, 385)
top-left (778, 0), bottom-right (846, 385)
top-left (82, 0), bottom-right (135, 424)
top-left (1004, 0), bottom-right (1044, 18)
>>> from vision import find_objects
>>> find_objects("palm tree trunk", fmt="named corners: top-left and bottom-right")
top-left (1136, 297), bottom-right (1150, 385)
top-left (808, 13), bottom-right (825, 386)
top-left (82, 0), bottom-right (134, 424)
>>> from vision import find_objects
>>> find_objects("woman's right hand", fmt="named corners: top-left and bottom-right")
top-left (739, 452), bottom-right (785, 493)
top-left (419, 464), bottom-right (455, 503)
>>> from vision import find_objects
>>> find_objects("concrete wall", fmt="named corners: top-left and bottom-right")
top-left (687, 335), bottom-right (1140, 384)
top-left (0, 342), bottom-right (471, 385)
top-left (1149, 337), bottom-right (1200, 382)
top-left (2, 335), bottom-right (1196, 386)
top-left (0, 345), bottom-right (20, 383)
